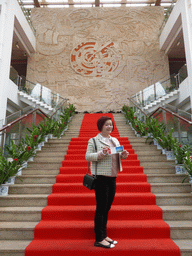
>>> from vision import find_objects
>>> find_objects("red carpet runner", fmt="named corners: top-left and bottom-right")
top-left (25, 113), bottom-right (181, 256)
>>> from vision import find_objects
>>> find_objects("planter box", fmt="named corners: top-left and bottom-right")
top-left (0, 184), bottom-right (9, 196)
top-left (48, 134), bottom-right (53, 139)
top-left (175, 164), bottom-right (186, 174)
top-left (5, 176), bottom-right (16, 185)
top-left (162, 149), bottom-right (167, 155)
top-left (44, 136), bottom-right (49, 142)
top-left (153, 139), bottom-right (157, 146)
top-left (157, 143), bottom-right (162, 150)
top-left (166, 151), bottom-right (175, 160)
top-left (28, 157), bottom-right (33, 162)
top-left (22, 161), bottom-right (28, 168)
top-left (16, 167), bottom-right (22, 176)
top-left (36, 144), bottom-right (42, 151)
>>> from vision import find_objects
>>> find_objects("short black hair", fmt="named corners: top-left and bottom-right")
top-left (97, 116), bottom-right (114, 132)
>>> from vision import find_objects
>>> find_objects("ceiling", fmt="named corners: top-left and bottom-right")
top-left (20, 0), bottom-right (176, 8)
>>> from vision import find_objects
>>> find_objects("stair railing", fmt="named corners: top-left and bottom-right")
top-left (0, 99), bottom-right (68, 155)
top-left (128, 97), bottom-right (192, 145)
top-left (130, 65), bottom-right (188, 109)
top-left (16, 75), bottom-right (67, 111)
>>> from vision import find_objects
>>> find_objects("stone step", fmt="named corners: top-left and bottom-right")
top-left (173, 239), bottom-right (192, 255)
top-left (0, 240), bottom-right (31, 256)
top-left (1, 193), bottom-right (191, 207)
top-left (135, 150), bottom-right (162, 156)
top-left (15, 173), bottom-right (186, 185)
top-left (0, 207), bottom-right (44, 222)
top-left (0, 195), bottom-right (48, 207)
top-left (0, 239), bottom-right (191, 256)
top-left (161, 206), bottom-right (192, 220)
top-left (141, 161), bottom-right (175, 168)
top-left (33, 156), bottom-right (65, 162)
top-left (8, 183), bottom-right (191, 195)
top-left (151, 183), bottom-right (191, 193)
top-left (143, 167), bottom-right (175, 174)
top-left (26, 162), bottom-right (62, 169)
top-left (146, 174), bottom-right (188, 183)
top-left (137, 155), bottom-right (167, 161)
top-left (1, 206), bottom-right (192, 222)
top-left (9, 184), bottom-right (53, 194)
top-left (1, 220), bottom-right (192, 241)
top-left (155, 193), bottom-right (192, 206)
top-left (15, 175), bottom-right (56, 184)
top-left (167, 221), bottom-right (192, 239)
top-left (0, 222), bottom-right (37, 240)
top-left (21, 169), bottom-right (60, 175)
top-left (36, 151), bottom-right (66, 157)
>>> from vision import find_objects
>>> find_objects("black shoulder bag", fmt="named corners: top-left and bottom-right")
top-left (83, 138), bottom-right (97, 190)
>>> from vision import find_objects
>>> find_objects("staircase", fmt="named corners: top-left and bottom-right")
top-left (113, 113), bottom-right (192, 256)
top-left (0, 113), bottom-right (192, 255)
top-left (18, 91), bottom-right (54, 114)
top-left (0, 113), bottom-right (84, 256)
top-left (142, 89), bottom-right (179, 113)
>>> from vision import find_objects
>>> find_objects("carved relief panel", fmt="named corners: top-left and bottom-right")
top-left (27, 7), bottom-right (169, 112)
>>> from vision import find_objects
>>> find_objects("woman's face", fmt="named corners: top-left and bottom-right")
top-left (101, 119), bottom-right (113, 135)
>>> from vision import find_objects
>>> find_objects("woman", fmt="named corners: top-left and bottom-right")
top-left (85, 116), bottom-right (128, 249)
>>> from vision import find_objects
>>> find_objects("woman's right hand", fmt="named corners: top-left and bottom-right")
top-left (102, 146), bottom-right (109, 155)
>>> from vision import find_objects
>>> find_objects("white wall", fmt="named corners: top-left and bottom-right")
top-left (0, 0), bottom-right (36, 124)
top-left (160, 0), bottom-right (192, 110)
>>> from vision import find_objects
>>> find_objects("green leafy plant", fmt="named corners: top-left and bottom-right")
top-left (183, 151), bottom-right (192, 182)
top-left (173, 143), bottom-right (192, 165)
top-left (134, 119), bottom-right (148, 136)
top-left (0, 152), bottom-right (20, 185)
top-left (156, 128), bottom-right (177, 151)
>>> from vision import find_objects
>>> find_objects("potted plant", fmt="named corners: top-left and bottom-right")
top-left (134, 120), bottom-right (148, 137)
top-left (0, 152), bottom-right (21, 196)
top-left (183, 151), bottom-right (192, 183)
top-left (173, 143), bottom-right (191, 174)
top-left (156, 128), bottom-right (177, 160)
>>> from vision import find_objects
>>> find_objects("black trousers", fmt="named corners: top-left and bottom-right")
top-left (94, 175), bottom-right (116, 242)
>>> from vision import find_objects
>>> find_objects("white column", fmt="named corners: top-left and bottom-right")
top-left (181, 0), bottom-right (192, 110)
top-left (0, 0), bottom-right (15, 123)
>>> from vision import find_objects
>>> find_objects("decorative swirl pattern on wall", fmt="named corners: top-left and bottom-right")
top-left (70, 42), bottom-right (126, 78)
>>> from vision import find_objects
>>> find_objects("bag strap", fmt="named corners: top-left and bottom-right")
top-left (87, 138), bottom-right (98, 176)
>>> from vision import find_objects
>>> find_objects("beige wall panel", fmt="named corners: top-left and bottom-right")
top-left (27, 7), bottom-right (169, 112)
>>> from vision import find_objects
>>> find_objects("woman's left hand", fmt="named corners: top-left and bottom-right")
top-left (121, 150), bottom-right (129, 159)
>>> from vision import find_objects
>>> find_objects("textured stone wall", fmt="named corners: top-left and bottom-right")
top-left (27, 7), bottom-right (169, 112)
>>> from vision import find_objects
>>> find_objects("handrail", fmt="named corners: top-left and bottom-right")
top-left (0, 98), bottom-right (68, 133)
top-left (128, 97), bottom-right (192, 126)
top-left (128, 97), bottom-right (148, 117)
top-left (0, 108), bottom-right (49, 133)
top-left (50, 98), bottom-right (69, 119)
top-left (129, 67), bottom-right (188, 108)
top-left (149, 106), bottom-right (192, 125)
top-left (23, 79), bottom-right (66, 101)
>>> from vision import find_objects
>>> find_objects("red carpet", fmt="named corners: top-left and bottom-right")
top-left (25, 113), bottom-right (180, 256)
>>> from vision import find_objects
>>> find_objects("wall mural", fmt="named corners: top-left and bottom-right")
top-left (28, 7), bottom-right (169, 112)
top-left (70, 42), bottom-right (126, 78)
